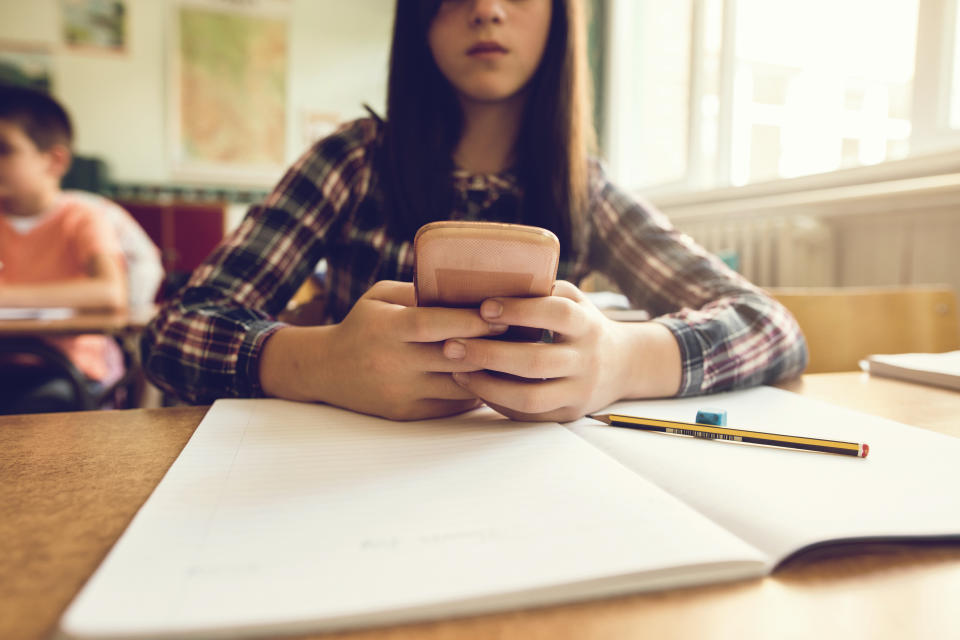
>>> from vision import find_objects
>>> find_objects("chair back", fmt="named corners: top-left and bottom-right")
top-left (0, 337), bottom-right (133, 413)
top-left (0, 338), bottom-right (96, 412)
top-left (768, 285), bottom-right (960, 373)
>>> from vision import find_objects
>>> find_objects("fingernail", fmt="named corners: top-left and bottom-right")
top-left (481, 299), bottom-right (502, 319)
top-left (452, 372), bottom-right (469, 385)
top-left (488, 323), bottom-right (508, 333)
top-left (444, 340), bottom-right (466, 359)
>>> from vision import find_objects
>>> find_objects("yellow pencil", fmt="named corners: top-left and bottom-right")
top-left (588, 413), bottom-right (869, 458)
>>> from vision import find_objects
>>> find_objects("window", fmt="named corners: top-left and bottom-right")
top-left (603, 0), bottom-right (693, 188)
top-left (950, 1), bottom-right (960, 128)
top-left (603, 0), bottom-right (959, 195)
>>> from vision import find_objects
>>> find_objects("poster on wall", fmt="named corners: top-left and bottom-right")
top-left (60, 0), bottom-right (127, 53)
top-left (0, 44), bottom-right (53, 91)
top-left (169, 0), bottom-right (290, 185)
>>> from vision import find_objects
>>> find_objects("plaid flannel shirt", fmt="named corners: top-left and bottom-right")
top-left (142, 118), bottom-right (807, 403)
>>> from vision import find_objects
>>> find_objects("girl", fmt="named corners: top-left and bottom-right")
top-left (142, 0), bottom-right (807, 421)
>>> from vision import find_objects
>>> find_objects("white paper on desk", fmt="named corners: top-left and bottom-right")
top-left (61, 399), bottom-right (765, 639)
top-left (860, 350), bottom-right (960, 390)
top-left (569, 386), bottom-right (960, 564)
top-left (0, 307), bottom-right (75, 320)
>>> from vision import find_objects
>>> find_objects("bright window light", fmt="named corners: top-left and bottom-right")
top-left (731, 0), bottom-right (918, 185)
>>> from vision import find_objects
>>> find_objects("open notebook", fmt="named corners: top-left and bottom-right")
top-left (60, 387), bottom-right (960, 639)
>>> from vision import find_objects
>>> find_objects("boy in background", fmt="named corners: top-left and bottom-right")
top-left (0, 85), bottom-right (127, 413)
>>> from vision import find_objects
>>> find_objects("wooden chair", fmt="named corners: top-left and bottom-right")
top-left (278, 273), bottom-right (328, 326)
top-left (767, 285), bottom-right (960, 373)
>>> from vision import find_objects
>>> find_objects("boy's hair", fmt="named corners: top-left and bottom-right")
top-left (383, 0), bottom-right (594, 260)
top-left (0, 84), bottom-right (74, 150)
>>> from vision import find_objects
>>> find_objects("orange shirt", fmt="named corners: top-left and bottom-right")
top-left (0, 195), bottom-right (124, 382)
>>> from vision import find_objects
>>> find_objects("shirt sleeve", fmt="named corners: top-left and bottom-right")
top-left (587, 166), bottom-right (808, 395)
top-left (71, 203), bottom-right (124, 270)
top-left (141, 120), bottom-right (377, 403)
top-left (70, 190), bottom-right (166, 306)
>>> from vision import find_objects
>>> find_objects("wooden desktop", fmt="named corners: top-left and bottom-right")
top-left (0, 306), bottom-right (156, 338)
top-left (2, 372), bottom-right (959, 640)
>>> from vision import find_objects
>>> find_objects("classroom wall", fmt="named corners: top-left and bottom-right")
top-left (0, 0), bottom-right (392, 187)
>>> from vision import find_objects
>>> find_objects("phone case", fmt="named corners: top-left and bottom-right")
top-left (413, 221), bottom-right (560, 307)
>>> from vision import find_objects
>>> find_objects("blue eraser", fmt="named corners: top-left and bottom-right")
top-left (695, 408), bottom-right (727, 426)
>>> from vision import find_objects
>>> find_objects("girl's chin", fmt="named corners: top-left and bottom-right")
top-left (456, 85), bottom-right (527, 106)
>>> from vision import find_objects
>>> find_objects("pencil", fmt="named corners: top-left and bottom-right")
top-left (588, 413), bottom-right (869, 458)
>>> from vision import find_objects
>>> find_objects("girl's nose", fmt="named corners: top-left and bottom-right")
top-left (470, 0), bottom-right (506, 26)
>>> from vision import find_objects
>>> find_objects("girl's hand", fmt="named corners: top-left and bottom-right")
top-left (441, 280), bottom-right (682, 422)
top-left (260, 280), bottom-right (505, 421)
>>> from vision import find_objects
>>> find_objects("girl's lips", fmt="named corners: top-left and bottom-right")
top-left (467, 42), bottom-right (508, 56)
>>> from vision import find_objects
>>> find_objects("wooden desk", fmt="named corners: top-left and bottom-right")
top-left (3, 373), bottom-right (959, 640)
top-left (0, 306), bottom-right (156, 338)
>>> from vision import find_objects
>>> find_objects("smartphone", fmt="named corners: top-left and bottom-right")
top-left (414, 220), bottom-right (560, 342)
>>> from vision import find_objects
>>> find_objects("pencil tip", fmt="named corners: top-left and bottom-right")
top-left (588, 414), bottom-right (611, 424)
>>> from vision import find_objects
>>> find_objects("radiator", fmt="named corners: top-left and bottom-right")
top-left (675, 215), bottom-right (836, 287)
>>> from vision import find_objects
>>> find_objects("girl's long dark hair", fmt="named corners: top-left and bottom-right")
top-left (382, 0), bottom-right (594, 260)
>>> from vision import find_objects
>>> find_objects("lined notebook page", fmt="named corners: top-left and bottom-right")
top-left (570, 386), bottom-right (960, 564)
top-left (62, 399), bottom-right (764, 639)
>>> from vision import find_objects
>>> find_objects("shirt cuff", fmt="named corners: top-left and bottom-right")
top-left (653, 317), bottom-right (705, 397)
top-left (237, 320), bottom-right (288, 398)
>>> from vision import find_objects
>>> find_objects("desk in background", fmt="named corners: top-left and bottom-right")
top-left (0, 307), bottom-right (155, 339)
top-left (2, 372), bottom-right (959, 640)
